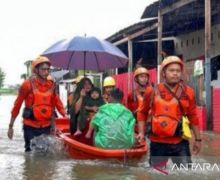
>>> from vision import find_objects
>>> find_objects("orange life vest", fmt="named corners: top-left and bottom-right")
top-left (151, 89), bottom-right (181, 138)
top-left (127, 90), bottom-right (144, 115)
top-left (31, 79), bottom-right (54, 122)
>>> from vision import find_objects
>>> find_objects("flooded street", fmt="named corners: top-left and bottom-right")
top-left (0, 95), bottom-right (220, 180)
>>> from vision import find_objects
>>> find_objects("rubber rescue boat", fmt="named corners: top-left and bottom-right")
top-left (55, 118), bottom-right (147, 159)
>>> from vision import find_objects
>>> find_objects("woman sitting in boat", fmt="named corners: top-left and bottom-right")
top-left (74, 87), bottom-right (105, 136)
top-left (85, 88), bottom-right (135, 149)
top-left (69, 77), bottom-right (93, 135)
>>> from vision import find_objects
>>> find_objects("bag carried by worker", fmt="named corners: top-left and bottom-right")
top-left (22, 107), bottom-right (35, 119)
top-left (181, 116), bottom-right (192, 140)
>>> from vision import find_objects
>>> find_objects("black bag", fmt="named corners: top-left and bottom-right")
top-left (22, 107), bottom-right (35, 120)
top-left (174, 120), bottom-right (182, 136)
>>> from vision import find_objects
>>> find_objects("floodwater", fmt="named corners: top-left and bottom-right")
top-left (0, 95), bottom-right (220, 180)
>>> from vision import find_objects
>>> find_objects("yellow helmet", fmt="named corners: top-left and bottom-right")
top-left (134, 67), bottom-right (149, 78)
top-left (160, 56), bottom-right (184, 72)
top-left (32, 56), bottom-right (51, 71)
top-left (103, 76), bottom-right (116, 87)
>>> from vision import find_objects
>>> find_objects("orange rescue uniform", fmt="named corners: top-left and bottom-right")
top-left (137, 83), bottom-right (198, 144)
top-left (127, 86), bottom-right (153, 115)
top-left (127, 92), bottom-right (138, 113)
top-left (11, 77), bottom-right (66, 128)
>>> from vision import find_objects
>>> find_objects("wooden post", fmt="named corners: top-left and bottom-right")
top-left (157, 1), bottom-right (163, 83)
top-left (128, 39), bottom-right (133, 94)
top-left (115, 68), bottom-right (118, 75)
top-left (205, 0), bottom-right (212, 130)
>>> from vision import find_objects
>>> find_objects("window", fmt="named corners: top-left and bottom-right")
top-left (186, 40), bottom-right (189, 46)
top-left (176, 42), bottom-right (178, 49)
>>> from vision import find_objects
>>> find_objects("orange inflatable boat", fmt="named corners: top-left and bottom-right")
top-left (55, 118), bottom-right (148, 159)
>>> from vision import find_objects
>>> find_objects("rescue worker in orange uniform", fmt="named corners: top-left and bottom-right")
top-left (127, 67), bottom-right (153, 135)
top-left (7, 56), bottom-right (67, 152)
top-left (137, 56), bottom-right (202, 166)
top-left (102, 76), bottom-right (116, 103)
top-left (127, 67), bottom-right (151, 118)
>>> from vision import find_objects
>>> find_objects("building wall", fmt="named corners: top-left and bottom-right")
top-left (24, 60), bottom-right (33, 79)
top-left (174, 23), bottom-right (220, 60)
top-left (173, 23), bottom-right (220, 105)
top-left (211, 70), bottom-right (220, 87)
top-left (27, 61), bottom-right (32, 78)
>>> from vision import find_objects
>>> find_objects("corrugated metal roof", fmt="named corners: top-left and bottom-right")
top-left (107, 0), bottom-right (220, 43)
top-left (107, 19), bottom-right (157, 43)
top-left (141, 0), bottom-right (196, 18)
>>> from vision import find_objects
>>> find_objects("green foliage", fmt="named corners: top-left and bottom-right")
top-left (0, 88), bottom-right (17, 95)
top-left (0, 67), bottom-right (5, 88)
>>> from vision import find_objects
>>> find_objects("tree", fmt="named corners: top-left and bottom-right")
top-left (0, 67), bottom-right (5, 89)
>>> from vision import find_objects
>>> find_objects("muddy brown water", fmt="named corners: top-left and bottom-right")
top-left (0, 96), bottom-right (219, 180)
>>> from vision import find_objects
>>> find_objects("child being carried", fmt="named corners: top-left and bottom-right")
top-left (74, 87), bottom-right (105, 136)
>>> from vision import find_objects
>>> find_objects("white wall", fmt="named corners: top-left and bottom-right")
top-left (211, 70), bottom-right (220, 87)
top-left (174, 23), bottom-right (220, 60)
top-left (59, 84), bottom-right (67, 112)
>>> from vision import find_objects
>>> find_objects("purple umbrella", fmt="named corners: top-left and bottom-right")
top-left (42, 36), bottom-right (128, 71)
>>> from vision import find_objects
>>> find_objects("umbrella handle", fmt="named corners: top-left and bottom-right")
top-left (84, 51), bottom-right (86, 76)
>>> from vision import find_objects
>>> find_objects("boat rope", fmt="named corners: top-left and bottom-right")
top-left (123, 149), bottom-right (128, 167)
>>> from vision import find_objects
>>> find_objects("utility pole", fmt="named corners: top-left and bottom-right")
top-left (157, 0), bottom-right (163, 83)
top-left (205, 0), bottom-right (212, 130)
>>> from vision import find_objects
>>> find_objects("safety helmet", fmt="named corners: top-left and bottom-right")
top-left (160, 56), bottom-right (184, 72)
top-left (103, 76), bottom-right (116, 87)
top-left (32, 56), bottom-right (51, 71)
top-left (134, 67), bottom-right (149, 78)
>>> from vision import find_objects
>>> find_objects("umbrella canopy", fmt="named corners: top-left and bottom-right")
top-left (42, 36), bottom-right (128, 71)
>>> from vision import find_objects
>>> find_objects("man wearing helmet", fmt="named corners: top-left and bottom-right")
top-left (137, 56), bottom-right (201, 166)
top-left (127, 67), bottom-right (153, 136)
top-left (127, 67), bottom-right (151, 115)
top-left (7, 56), bottom-right (67, 152)
top-left (102, 76), bottom-right (116, 103)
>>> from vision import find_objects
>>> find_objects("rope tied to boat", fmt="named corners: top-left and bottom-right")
top-left (123, 149), bottom-right (128, 166)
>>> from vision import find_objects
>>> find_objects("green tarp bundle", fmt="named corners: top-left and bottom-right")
top-left (92, 103), bottom-right (135, 149)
